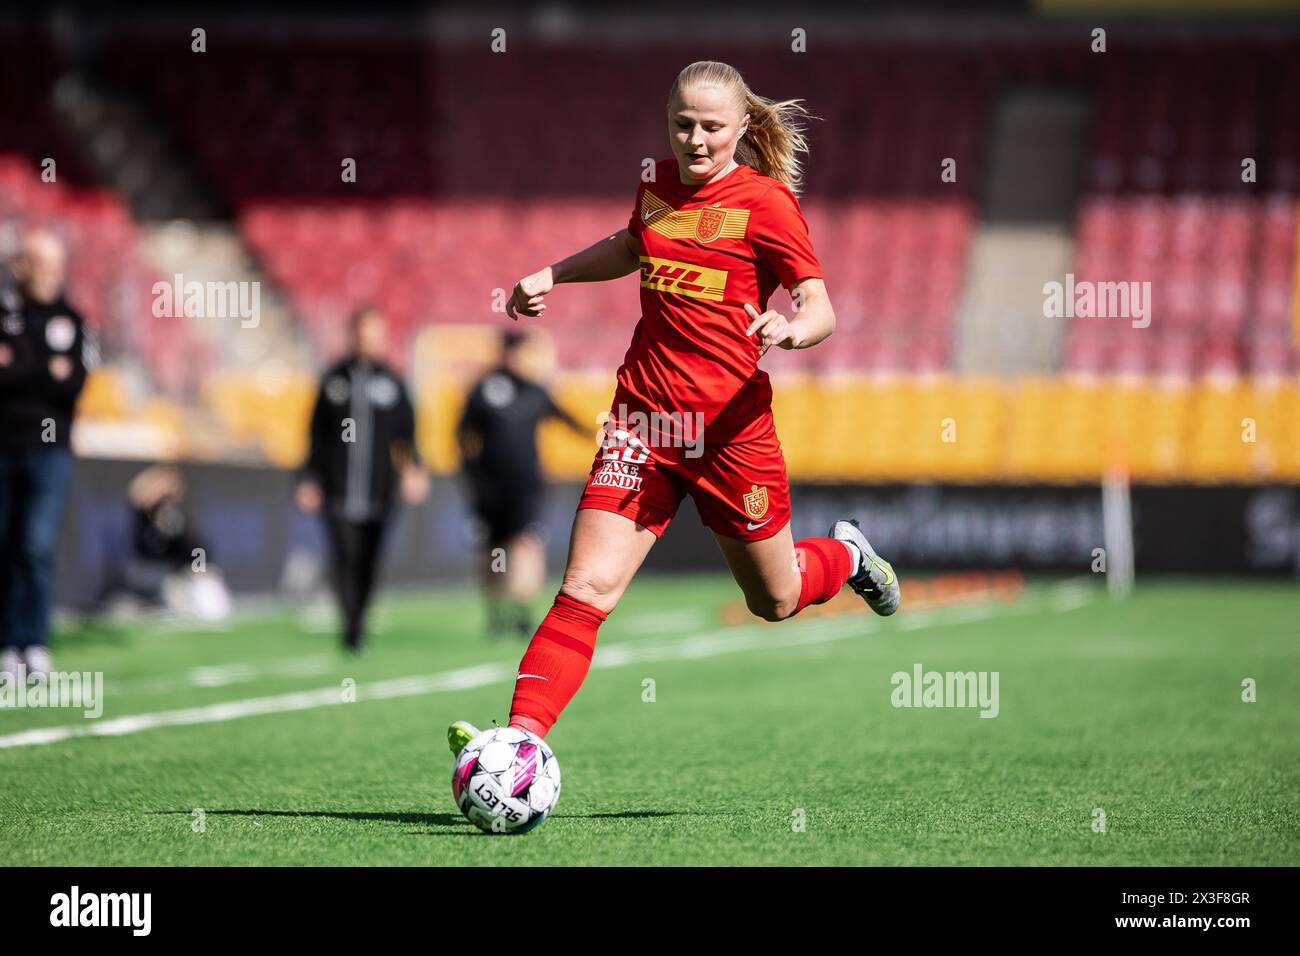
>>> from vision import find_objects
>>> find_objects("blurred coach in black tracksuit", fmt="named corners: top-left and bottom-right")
top-left (295, 307), bottom-right (428, 653)
top-left (457, 329), bottom-right (587, 638)
top-left (0, 230), bottom-right (93, 679)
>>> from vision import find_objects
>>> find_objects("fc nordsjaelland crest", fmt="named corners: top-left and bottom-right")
top-left (742, 484), bottom-right (769, 520)
top-left (695, 206), bottom-right (725, 243)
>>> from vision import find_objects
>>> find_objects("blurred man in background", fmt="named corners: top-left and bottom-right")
top-left (0, 230), bottom-right (92, 677)
top-left (457, 329), bottom-right (587, 639)
top-left (296, 306), bottom-right (428, 653)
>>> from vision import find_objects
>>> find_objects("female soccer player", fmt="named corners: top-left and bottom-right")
top-left (450, 60), bottom-right (899, 753)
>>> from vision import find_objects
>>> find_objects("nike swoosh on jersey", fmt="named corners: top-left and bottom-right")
top-left (746, 518), bottom-right (773, 531)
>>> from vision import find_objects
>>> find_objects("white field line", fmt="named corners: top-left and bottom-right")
top-left (618, 608), bottom-right (713, 635)
top-left (116, 654), bottom-right (340, 694)
top-left (0, 586), bottom-right (1094, 750)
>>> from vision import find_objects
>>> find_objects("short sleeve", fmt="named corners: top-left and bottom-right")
top-left (627, 179), bottom-right (648, 239)
top-left (750, 182), bottom-right (823, 289)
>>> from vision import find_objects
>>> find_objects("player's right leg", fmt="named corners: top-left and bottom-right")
top-left (449, 507), bottom-right (662, 755)
top-left (325, 517), bottom-right (366, 652)
top-left (508, 506), bottom-right (660, 734)
top-left (450, 414), bottom-right (681, 755)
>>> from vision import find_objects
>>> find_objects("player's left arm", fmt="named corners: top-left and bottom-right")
top-left (455, 386), bottom-right (485, 465)
top-left (746, 182), bottom-right (834, 354)
top-left (45, 311), bottom-right (93, 400)
top-left (393, 381), bottom-right (429, 505)
top-left (744, 277), bottom-right (835, 355)
top-left (543, 389), bottom-right (589, 437)
top-left (393, 387), bottom-right (421, 467)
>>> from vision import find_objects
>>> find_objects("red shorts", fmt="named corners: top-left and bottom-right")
top-left (577, 408), bottom-right (791, 541)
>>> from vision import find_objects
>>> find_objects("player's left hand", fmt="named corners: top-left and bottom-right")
top-left (400, 466), bottom-right (430, 505)
top-left (744, 303), bottom-right (800, 356)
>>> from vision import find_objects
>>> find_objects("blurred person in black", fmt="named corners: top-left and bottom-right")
top-left (93, 465), bottom-right (231, 621)
top-left (457, 329), bottom-right (586, 639)
top-left (296, 307), bottom-right (428, 653)
top-left (0, 230), bottom-right (92, 678)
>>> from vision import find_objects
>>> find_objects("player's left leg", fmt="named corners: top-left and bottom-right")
top-left (698, 416), bottom-right (898, 620)
top-left (10, 447), bottom-right (74, 673)
top-left (325, 516), bottom-right (374, 652)
top-left (474, 493), bottom-right (513, 638)
top-left (713, 519), bottom-right (899, 621)
top-left (349, 518), bottom-right (387, 649)
top-left (713, 521), bottom-right (855, 621)
top-left (502, 530), bottom-right (545, 636)
top-left (712, 521), bottom-right (799, 620)
top-left (0, 452), bottom-right (18, 677)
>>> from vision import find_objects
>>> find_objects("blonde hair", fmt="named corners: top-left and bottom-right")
top-left (668, 61), bottom-right (814, 195)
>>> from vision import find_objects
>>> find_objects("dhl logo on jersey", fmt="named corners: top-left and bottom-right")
top-left (638, 256), bottom-right (728, 301)
top-left (640, 191), bottom-right (750, 243)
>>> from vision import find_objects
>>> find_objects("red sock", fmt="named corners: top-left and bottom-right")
top-left (792, 537), bottom-right (854, 615)
top-left (508, 592), bottom-right (607, 738)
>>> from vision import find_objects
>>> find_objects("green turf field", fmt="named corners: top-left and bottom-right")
top-left (1, 575), bottom-right (1297, 866)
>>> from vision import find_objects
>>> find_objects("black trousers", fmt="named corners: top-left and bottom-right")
top-left (325, 516), bottom-right (387, 649)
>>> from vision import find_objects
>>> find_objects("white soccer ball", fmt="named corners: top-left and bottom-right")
top-left (452, 727), bottom-right (561, 834)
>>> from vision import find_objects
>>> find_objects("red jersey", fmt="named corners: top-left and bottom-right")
top-left (614, 157), bottom-right (823, 447)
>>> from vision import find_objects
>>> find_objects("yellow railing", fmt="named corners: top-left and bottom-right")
top-left (77, 367), bottom-right (1300, 482)
top-left (420, 372), bottom-right (1300, 483)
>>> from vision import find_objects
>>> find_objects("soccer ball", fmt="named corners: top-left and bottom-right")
top-left (452, 726), bottom-right (561, 834)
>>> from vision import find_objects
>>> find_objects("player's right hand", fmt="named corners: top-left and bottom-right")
top-left (506, 267), bottom-right (554, 320)
top-left (295, 480), bottom-right (323, 514)
top-left (399, 466), bottom-right (430, 506)
top-left (48, 355), bottom-right (73, 381)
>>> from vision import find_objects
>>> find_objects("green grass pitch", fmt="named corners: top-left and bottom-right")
top-left (1, 575), bottom-right (1297, 866)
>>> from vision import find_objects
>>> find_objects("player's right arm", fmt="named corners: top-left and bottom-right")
top-left (455, 385), bottom-right (488, 480)
top-left (295, 378), bottom-right (330, 514)
top-left (506, 228), bottom-right (639, 320)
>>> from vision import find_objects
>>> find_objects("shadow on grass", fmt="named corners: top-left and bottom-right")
top-left (557, 810), bottom-right (684, 820)
top-left (408, 809), bottom-right (697, 837)
top-left (156, 808), bottom-right (463, 827)
top-left (156, 807), bottom-right (696, 836)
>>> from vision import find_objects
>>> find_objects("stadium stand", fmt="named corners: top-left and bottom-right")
top-left (2, 29), bottom-right (1297, 479)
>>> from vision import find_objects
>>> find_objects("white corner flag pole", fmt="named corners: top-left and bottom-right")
top-left (1102, 466), bottom-right (1135, 598)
